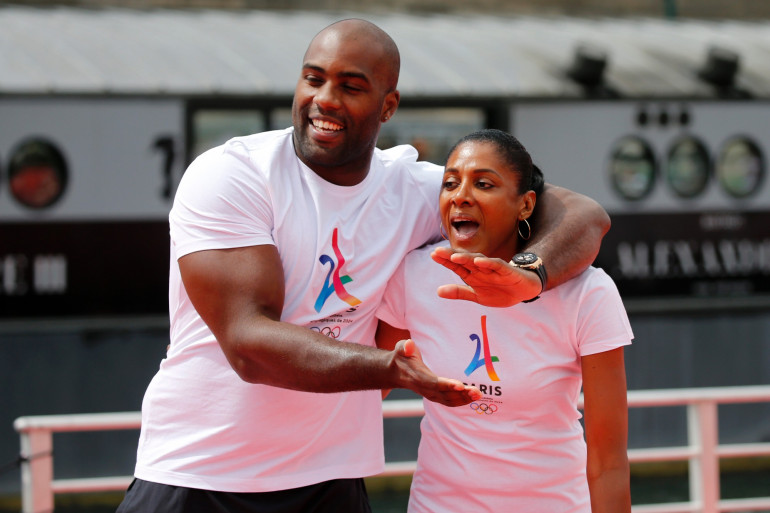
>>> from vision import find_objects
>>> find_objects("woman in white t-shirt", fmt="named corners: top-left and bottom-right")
top-left (376, 129), bottom-right (632, 513)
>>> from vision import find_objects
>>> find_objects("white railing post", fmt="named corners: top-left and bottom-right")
top-left (19, 428), bottom-right (54, 513)
top-left (687, 401), bottom-right (720, 513)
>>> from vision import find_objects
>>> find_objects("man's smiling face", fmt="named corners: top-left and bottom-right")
top-left (291, 23), bottom-right (399, 185)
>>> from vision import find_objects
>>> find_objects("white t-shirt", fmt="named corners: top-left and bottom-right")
top-left (134, 128), bottom-right (443, 492)
top-left (377, 241), bottom-right (634, 513)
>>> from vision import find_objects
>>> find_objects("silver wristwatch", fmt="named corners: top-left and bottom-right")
top-left (510, 252), bottom-right (548, 303)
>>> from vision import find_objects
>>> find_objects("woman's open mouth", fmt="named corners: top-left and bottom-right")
top-left (450, 219), bottom-right (480, 240)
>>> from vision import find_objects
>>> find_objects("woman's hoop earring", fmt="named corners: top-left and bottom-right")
top-left (518, 219), bottom-right (532, 241)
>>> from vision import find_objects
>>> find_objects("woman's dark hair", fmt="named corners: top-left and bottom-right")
top-left (445, 129), bottom-right (545, 197)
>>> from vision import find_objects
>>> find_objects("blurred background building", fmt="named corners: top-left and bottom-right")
top-left (1, 0), bottom-right (769, 510)
top-left (3, 0), bottom-right (770, 19)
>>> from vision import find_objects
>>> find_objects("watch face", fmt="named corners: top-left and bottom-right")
top-left (513, 252), bottom-right (538, 265)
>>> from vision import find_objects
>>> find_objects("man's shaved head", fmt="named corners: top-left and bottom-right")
top-left (307, 18), bottom-right (400, 92)
top-left (292, 18), bottom-right (402, 185)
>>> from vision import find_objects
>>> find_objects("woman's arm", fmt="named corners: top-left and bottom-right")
top-left (375, 320), bottom-right (411, 352)
top-left (582, 347), bottom-right (631, 513)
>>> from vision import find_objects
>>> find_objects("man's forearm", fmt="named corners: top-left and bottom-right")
top-left (525, 184), bottom-right (610, 289)
top-left (220, 317), bottom-right (479, 406)
top-left (178, 245), bottom-right (477, 405)
top-left (223, 317), bottom-right (397, 391)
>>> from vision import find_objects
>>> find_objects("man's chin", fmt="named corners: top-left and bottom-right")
top-left (298, 150), bottom-right (348, 172)
top-left (296, 138), bottom-right (340, 164)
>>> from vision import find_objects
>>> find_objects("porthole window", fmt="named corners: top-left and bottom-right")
top-left (665, 136), bottom-right (710, 198)
top-left (716, 136), bottom-right (764, 198)
top-left (609, 135), bottom-right (656, 200)
top-left (7, 138), bottom-right (68, 209)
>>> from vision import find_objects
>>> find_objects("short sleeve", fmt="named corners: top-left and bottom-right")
top-left (576, 269), bottom-right (634, 357)
top-left (376, 257), bottom-right (409, 330)
top-left (170, 141), bottom-right (275, 259)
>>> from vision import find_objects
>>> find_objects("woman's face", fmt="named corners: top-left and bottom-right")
top-left (440, 140), bottom-right (534, 261)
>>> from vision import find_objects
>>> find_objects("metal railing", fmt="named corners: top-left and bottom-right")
top-left (14, 385), bottom-right (770, 513)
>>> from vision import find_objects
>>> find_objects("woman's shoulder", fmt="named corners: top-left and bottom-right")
top-left (546, 266), bottom-right (622, 306)
top-left (581, 266), bottom-right (618, 290)
top-left (406, 241), bottom-right (448, 261)
top-left (401, 241), bottom-right (453, 277)
top-left (566, 266), bottom-right (615, 288)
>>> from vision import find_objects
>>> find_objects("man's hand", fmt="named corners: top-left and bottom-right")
top-left (392, 339), bottom-right (481, 406)
top-left (431, 246), bottom-right (541, 307)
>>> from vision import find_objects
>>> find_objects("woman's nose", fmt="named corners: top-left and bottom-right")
top-left (452, 180), bottom-right (474, 205)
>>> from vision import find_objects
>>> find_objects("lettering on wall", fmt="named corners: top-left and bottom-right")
top-left (1, 254), bottom-right (67, 296)
top-left (597, 212), bottom-right (770, 298)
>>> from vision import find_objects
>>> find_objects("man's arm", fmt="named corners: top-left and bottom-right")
top-left (178, 244), bottom-right (478, 406)
top-left (432, 184), bottom-right (609, 306)
top-left (525, 183), bottom-right (610, 288)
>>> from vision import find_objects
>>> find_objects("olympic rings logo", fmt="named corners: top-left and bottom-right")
top-left (310, 326), bottom-right (341, 339)
top-left (470, 402), bottom-right (498, 415)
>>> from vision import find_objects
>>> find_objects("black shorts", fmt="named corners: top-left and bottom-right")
top-left (115, 477), bottom-right (372, 513)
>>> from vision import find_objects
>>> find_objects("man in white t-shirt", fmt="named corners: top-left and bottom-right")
top-left (117, 18), bottom-right (611, 513)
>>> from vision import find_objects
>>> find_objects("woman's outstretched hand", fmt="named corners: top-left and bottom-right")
top-left (431, 246), bottom-right (542, 307)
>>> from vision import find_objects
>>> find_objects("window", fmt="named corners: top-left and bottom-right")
top-left (609, 135), bottom-right (656, 200)
top-left (190, 110), bottom-right (266, 160)
top-left (716, 136), bottom-right (764, 198)
top-left (376, 108), bottom-right (485, 164)
top-left (665, 136), bottom-right (710, 198)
